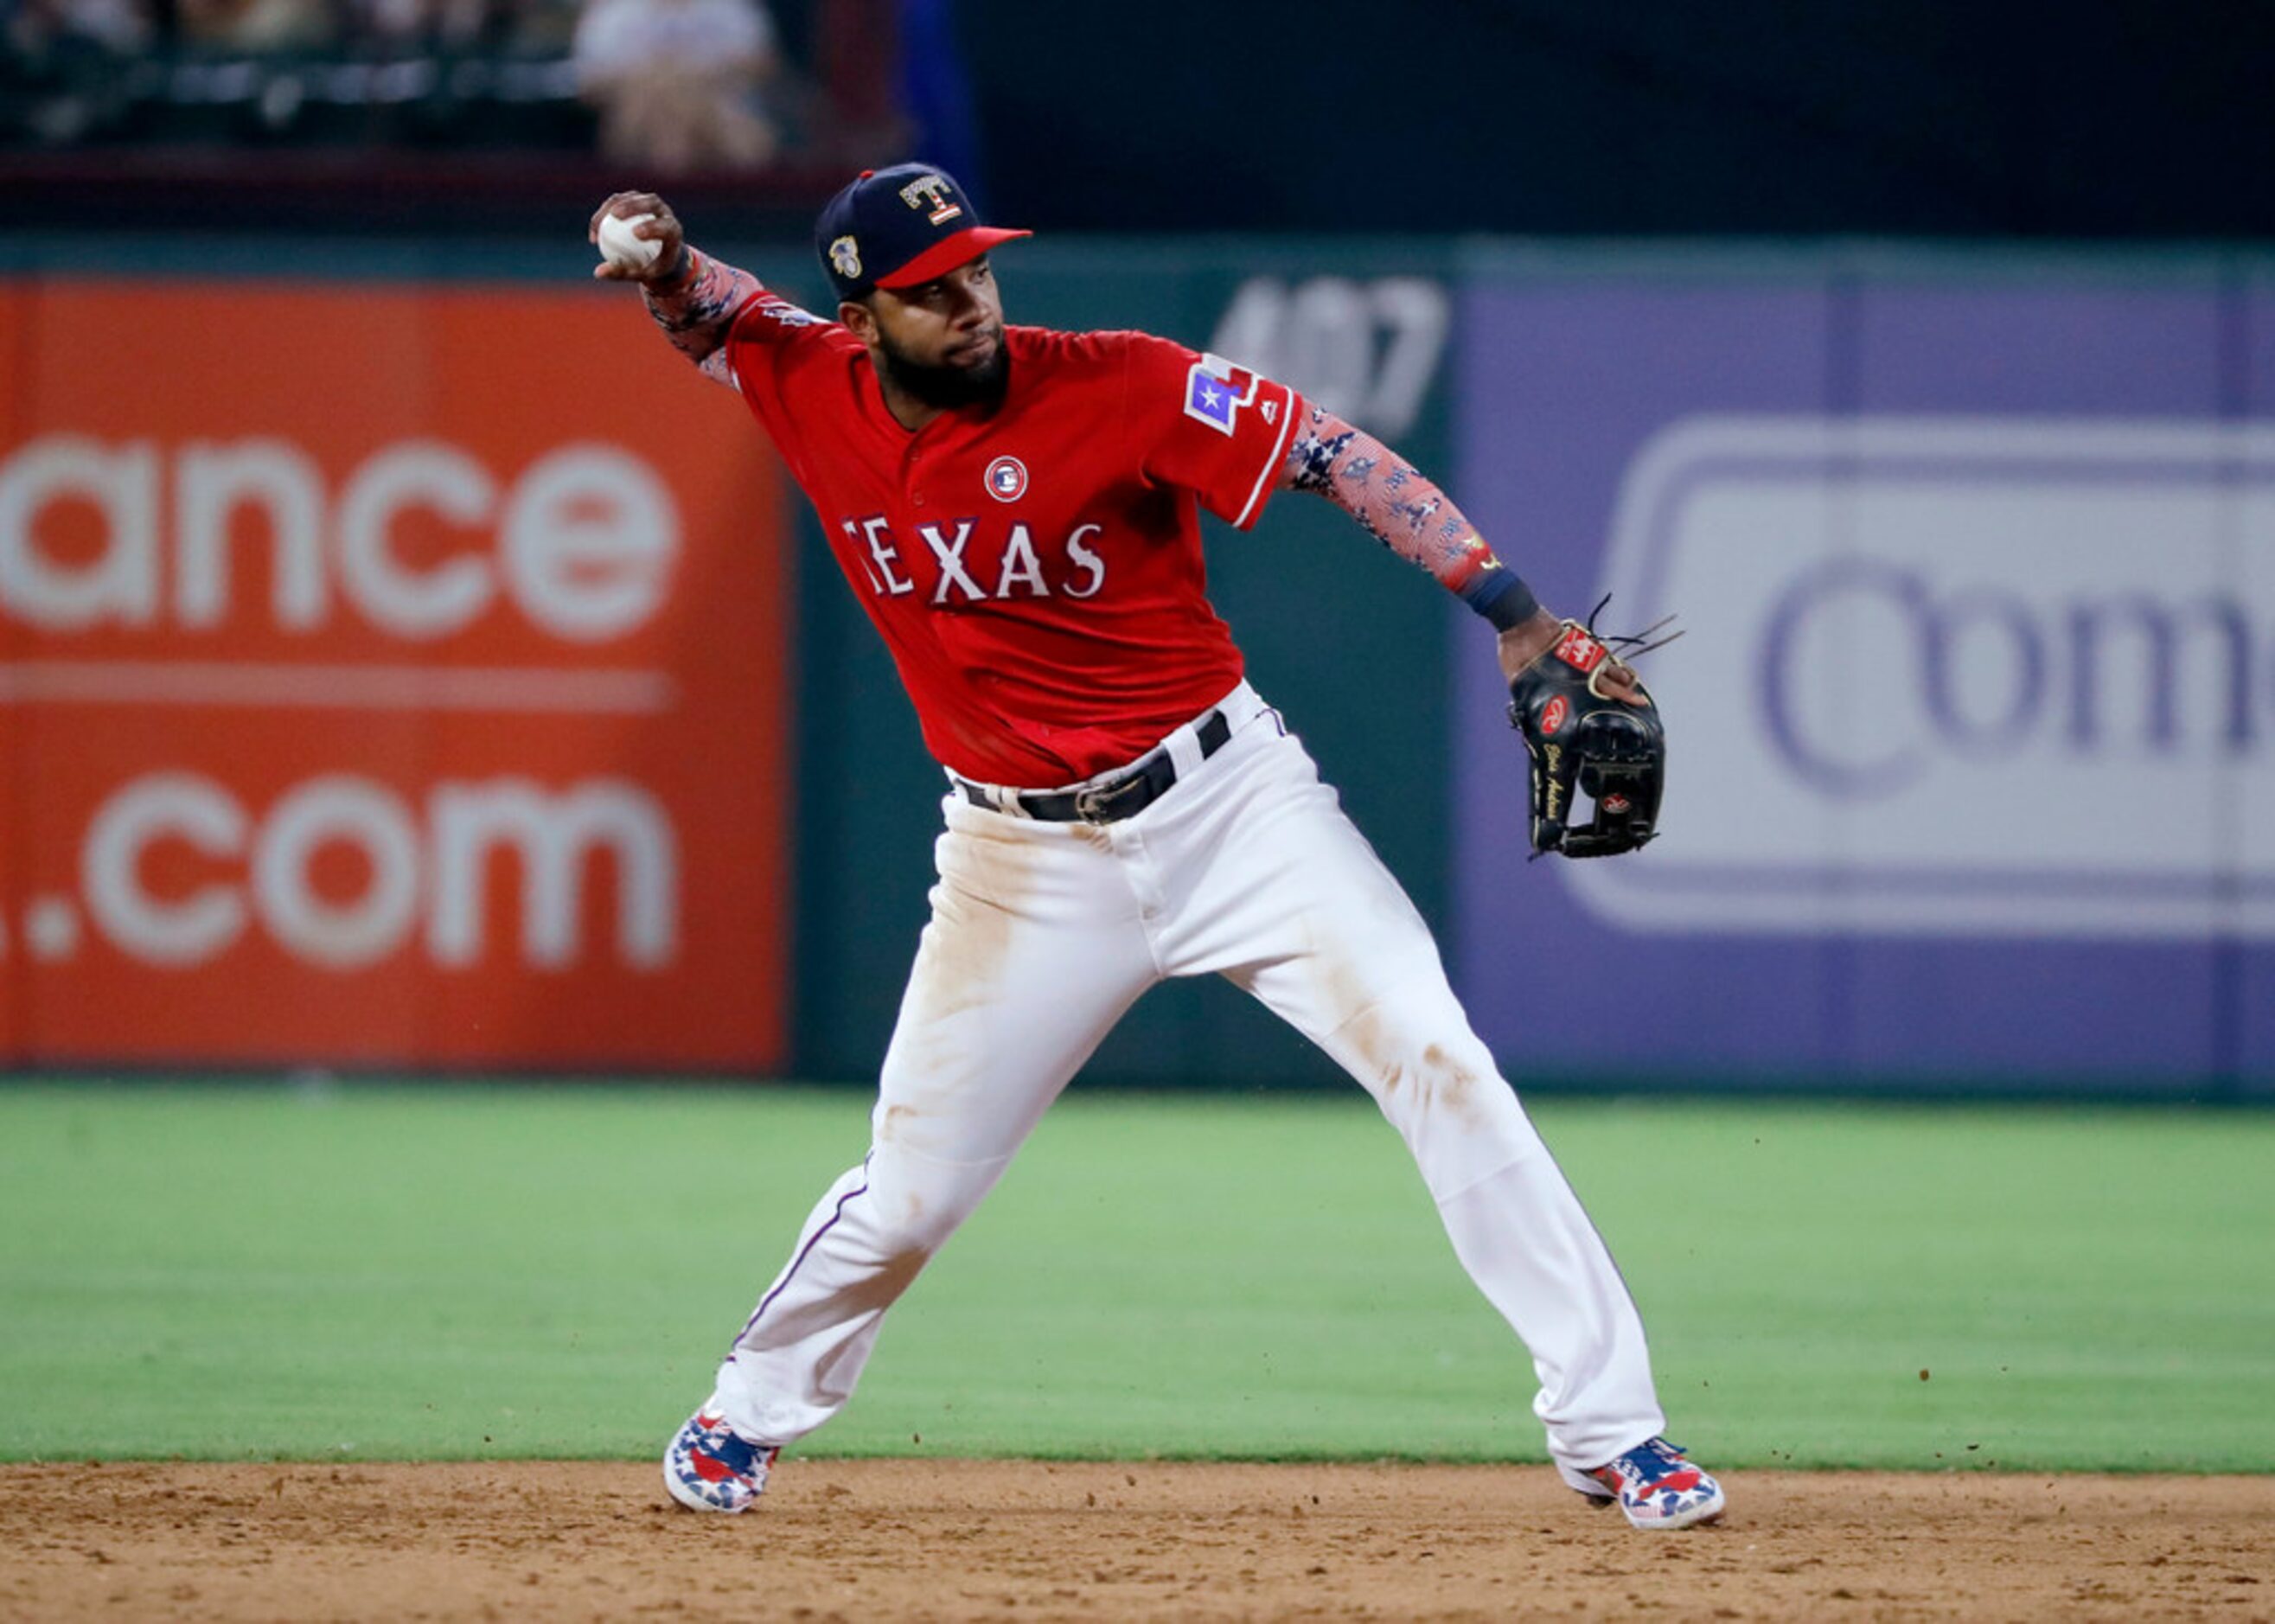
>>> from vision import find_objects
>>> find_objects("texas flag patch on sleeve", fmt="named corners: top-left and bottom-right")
top-left (1183, 353), bottom-right (1261, 436)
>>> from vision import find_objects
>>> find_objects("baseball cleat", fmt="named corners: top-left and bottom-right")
top-left (662, 1407), bottom-right (781, 1512)
top-left (1572, 1437), bottom-right (1726, 1530)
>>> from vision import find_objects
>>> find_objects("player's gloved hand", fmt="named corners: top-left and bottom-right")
top-left (1502, 604), bottom-right (1671, 860)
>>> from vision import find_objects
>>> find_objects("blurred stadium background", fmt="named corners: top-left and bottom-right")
top-left (4, 0), bottom-right (2274, 1473)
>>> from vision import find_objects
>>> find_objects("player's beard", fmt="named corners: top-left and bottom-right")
top-left (876, 323), bottom-right (1010, 412)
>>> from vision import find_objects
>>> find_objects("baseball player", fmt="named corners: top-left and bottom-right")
top-left (591, 164), bottom-right (1722, 1531)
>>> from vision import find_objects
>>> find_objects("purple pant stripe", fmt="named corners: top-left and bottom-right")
top-left (732, 1154), bottom-right (874, 1348)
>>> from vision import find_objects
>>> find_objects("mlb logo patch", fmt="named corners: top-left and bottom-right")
top-left (1183, 353), bottom-right (1259, 437)
top-left (984, 455), bottom-right (1029, 502)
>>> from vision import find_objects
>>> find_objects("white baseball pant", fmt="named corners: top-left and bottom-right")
top-left (708, 682), bottom-right (1667, 1479)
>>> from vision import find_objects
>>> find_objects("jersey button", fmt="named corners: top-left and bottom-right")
top-left (913, 493), bottom-right (928, 507)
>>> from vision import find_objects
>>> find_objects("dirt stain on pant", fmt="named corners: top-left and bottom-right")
top-left (892, 824), bottom-right (1037, 1077)
top-left (1419, 1042), bottom-right (1487, 1131)
top-left (840, 1248), bottom-right (930, 1314)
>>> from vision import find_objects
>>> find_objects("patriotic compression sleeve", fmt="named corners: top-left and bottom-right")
top-left (1281, 405), bottom-right (1541, 630)
top-left (640, 248), bottom-right (764, 387)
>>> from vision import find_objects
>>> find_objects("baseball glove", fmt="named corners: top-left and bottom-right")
top-left (1507, 610), bottom-right (1672, 859)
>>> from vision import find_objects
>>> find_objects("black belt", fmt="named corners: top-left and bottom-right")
top-left (958, 708), bottom-right (1234, 824)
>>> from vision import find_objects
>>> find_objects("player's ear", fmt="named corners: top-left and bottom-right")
top-left (839, 297), bottom-right (878, 343)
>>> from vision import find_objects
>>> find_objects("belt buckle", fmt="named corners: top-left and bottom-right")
top-left (1073, 769), bottom-right (1147, 825)
top-left (1073, 783), bottom-right (1115, 825)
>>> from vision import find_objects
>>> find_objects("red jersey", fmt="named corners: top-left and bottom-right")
top-left (721, 291), bottom-right (1303, 787)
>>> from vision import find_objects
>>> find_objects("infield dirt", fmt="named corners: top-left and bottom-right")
top-left (3, 1461), bottom-right (2269, 1621)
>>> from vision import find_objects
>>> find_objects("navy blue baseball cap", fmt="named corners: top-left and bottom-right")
top-left (815, 163), bottom-right (1031, 304)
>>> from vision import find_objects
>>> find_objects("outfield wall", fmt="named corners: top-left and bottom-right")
top-left (1448, 250), bottom-right (2275, 1099)
top-left (1, 237), bottom-right (2267, 1095)
top-left (0, 258), bottom-right (799, 1070)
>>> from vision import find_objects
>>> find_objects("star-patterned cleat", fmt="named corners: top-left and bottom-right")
top-left (662, 1407), bottom-right (781, 1513)
top-left (1573, 1437), bottom-right (1726, 1531)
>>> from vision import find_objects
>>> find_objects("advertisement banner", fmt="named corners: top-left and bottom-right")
top-left (0, 278), bottom-right (789, 1069)
top-left (1452, 270), bottom-right (2275, 1086)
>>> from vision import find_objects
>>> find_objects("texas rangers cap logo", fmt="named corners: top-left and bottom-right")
top-left (984, 455), bottom-right (1029, 502)
top-left (899, 174), bottom-right (965, 226)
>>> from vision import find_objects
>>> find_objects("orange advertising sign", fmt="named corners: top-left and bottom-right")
top-left (0, 278), bottom-right (789, 1068)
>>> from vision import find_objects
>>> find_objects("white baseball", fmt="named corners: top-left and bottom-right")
top-left (598, 212), bottom-right (662, 272)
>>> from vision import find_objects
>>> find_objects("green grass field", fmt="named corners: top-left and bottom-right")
top-left (2, 1084), bottom-right (2269, 1474)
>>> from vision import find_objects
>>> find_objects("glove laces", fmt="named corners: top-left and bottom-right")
top-left (1584, 592), bottom-right (1685, 660)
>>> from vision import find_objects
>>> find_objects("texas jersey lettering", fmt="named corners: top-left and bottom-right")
top-left (841, 516), bottom-right (1109, 604)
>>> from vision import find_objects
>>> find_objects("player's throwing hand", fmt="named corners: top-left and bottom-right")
top-left (589, 193), bottom-right (688, 284)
